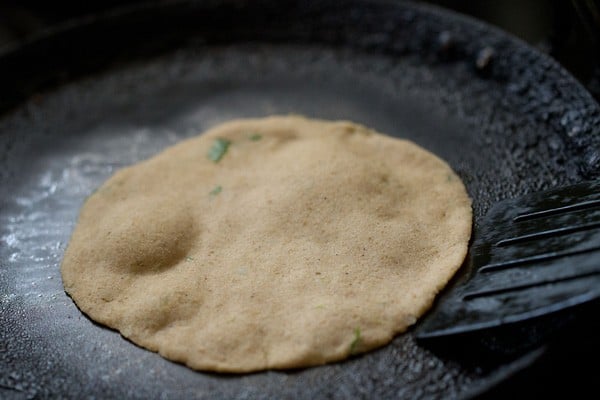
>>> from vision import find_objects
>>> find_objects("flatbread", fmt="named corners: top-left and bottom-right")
top-left (61, 115), bottom-right (472, 372)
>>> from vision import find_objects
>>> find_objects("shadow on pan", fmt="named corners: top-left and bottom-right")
top-left (0, 1), bottom-right (599, 399)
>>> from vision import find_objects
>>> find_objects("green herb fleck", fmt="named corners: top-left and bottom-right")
top-left (207, 138), bottom-right (231, 162)
top-left (209, 185), bottom-right (222, 196)
top-left (315, 304), bottom-right (325, 310)
top-left (185, 256), bottom-right (195, 262)
top-left (349, 327), bottom-right (361, 354)
top-left (447, 174), bottom-right (455, 182)
top-left (249, 133), bottom-right (262, 141)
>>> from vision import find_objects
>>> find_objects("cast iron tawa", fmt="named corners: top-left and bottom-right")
top-left (1, 1), bottom-right (599, 399)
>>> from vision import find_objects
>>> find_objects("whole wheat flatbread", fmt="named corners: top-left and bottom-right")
top-left (61, 115), bottom-right (472, 372)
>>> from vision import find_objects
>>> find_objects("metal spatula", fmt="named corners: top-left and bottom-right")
top-left (416, 179), bottom-right (600, 343)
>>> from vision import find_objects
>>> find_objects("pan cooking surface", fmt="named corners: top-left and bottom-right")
top-left (1, 1), bottom-right (599, 399)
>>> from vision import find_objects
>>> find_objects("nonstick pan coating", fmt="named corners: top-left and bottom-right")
top-left (1, 1), bottom-right (599, 399)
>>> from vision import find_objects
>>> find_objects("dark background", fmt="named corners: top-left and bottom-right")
top-left (1, 0), bottom-right (600, 101)
top-left (0, 1), bottom-right (598, 399)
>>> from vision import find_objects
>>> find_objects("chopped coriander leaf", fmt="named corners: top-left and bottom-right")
top-left (349, 327), bottom-right (361, 354)
top-left (207, 138), bottom-right (231, 162)
top-left (209, 185), bottom-right (222, 196)
top-left (249, 133), bottom-right (262, 141)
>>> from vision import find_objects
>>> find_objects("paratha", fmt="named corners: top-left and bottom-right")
top-left (61, 115), bottom-right (472, 372)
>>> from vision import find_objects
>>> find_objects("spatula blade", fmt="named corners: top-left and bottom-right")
top-left (416, 180), bottom-right (600, 342)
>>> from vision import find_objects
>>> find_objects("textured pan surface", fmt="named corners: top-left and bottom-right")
top-left (1, 1), bottom-right (599, 399)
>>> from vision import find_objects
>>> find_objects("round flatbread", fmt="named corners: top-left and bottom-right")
top-left (61, 115), bottom-right (472, 372)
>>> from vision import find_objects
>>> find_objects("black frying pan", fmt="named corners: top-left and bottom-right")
top-left (1, 1), bottom-right (599, 398)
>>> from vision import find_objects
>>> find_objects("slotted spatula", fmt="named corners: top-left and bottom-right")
top-left (416, 179), bottom-right (600, 343)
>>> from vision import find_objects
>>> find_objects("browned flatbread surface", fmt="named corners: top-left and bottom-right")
top-left (61, 115), bottom-right (472, 372)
